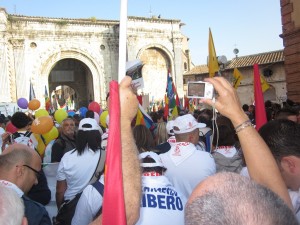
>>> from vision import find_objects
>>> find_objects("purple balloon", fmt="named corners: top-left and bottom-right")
top-left (17, 98), bottom-right (28, 109)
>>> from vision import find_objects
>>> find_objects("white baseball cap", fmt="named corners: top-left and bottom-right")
top-left (78, 118), bottom-right (100, 131)
top-left (166, 120), bottom-right (175, 135)
top-left (139, 152), bottom-right (164, 168)
top-left (173, 114), bottom-right (206, 134)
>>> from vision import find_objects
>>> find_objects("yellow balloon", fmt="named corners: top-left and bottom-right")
top-left (54, 109), bottom-right (68, 124)
top-left (42, 126), bottom-right (59, 145)
top-left (100, 111), bottom-right (109, 128)
top-left (35, 109), bottom-right (49, 118)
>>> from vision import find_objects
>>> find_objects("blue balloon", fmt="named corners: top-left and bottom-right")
top-left (79, 107), bottom-right (88, 117)
top-left (68, 111), bottom-right (75, 117)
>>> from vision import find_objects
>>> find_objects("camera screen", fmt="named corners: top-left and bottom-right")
top-left (188, 83), bottom-right (205, 97)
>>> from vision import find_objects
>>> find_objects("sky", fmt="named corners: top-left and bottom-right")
top-left (0, 0), bottom-right (283, 65)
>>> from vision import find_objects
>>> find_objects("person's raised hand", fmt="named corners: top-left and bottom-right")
top-left (119, 76), bottom-right (139, 124)
top-left (201, 77), bottom-right (248, 127)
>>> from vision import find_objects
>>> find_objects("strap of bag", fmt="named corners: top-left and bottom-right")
top-left (89, 149), bottom-right (106, 185)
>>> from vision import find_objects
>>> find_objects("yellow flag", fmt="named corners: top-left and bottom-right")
top-left (260, 75), bottom-right (270, 92)
top-left (135, 109), bottom-right (145, 126)
top-left (171, 106), bottom-right (178, 119)
top-left (208, 28), bottom-right (219, 77)
top-left (233, 68), bottom-right (244, 89)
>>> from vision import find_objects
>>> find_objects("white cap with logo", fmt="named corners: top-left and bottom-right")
top-left (173, 114), bottom-right (206, 134)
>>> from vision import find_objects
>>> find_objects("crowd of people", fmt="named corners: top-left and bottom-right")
top-left (1, 75), bottom-right (300, 225)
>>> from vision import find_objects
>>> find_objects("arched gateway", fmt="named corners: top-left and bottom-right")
top-left (0, 8), bottom-right (190, 110)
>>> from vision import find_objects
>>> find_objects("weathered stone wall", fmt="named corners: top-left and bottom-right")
top-left (0, 8), bottom-right (187, 108)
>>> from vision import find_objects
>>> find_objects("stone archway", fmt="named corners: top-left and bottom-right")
top-left (49, 58), bottom-right (94, 109)
top-left (137, 46), bottom-right (173, 101)
top-left (38, 49), bottom-right (105, 109)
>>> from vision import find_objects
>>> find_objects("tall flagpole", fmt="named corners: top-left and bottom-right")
top-left (118, 0), bottom-right (128, 82)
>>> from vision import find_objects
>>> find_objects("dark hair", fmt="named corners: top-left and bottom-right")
top-left (259, 119), bottom-right (300, 161)
top-left (85, 110), bottom-right (95, 119)
top-left (275, 107), bottom-right (298, 120)
top-left (11, 112), bottom-right (32, 129)
top-left (75, 126), bottom-right (102, 155)
top-left (133, 125), bottom-right (155, 153)
top-left (242, 104), bottom-right (249, 112)
top-left (213, 125), bottom-right (236, 147)
top-left (197, 114), bottom-right (212, 129)
top-left (141, 156), bottom-right (166, 174)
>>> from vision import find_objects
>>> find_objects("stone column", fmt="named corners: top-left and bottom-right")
top-left (9, 39), bottom-right (27, 100)
top-left (172, 36), bottom-right (184, 99)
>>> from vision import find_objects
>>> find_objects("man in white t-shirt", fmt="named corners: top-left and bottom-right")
top-left (159, 114), bottom-right (216, 199)
top-left (136, 151), bottom-right (186, 225)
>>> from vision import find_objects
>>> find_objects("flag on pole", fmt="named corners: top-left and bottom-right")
top-left (233, 68), bottom-right (244, 89)
top-left (102, 81), bottom-right (126, 225)
top-left (44, 85), bottom-right (51, 111)
top-left (253, 64), bottom-right (267, 130)
top-left (29, 81), bottom-right (36, 101)
top-left (260, 75), bottom-right (270, 92)
top-left (163, 94), bottom-right (169, 120)
top-left (165, 71), bottom-right (180, 119)
top-left (208, 28), bottom-right (219, 77)
top-left (135, 104), bottom-right (154, 129)
top-left (171, 106), bottom-right (178, 118)
top-left (189, 99), bottom-right (195, 112)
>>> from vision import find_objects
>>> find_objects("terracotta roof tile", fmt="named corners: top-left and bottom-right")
top-left (184, 49), bottom-right (284, 76)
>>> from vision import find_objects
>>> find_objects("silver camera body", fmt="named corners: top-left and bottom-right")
top-left (187, 81), bottom-right (214, 99)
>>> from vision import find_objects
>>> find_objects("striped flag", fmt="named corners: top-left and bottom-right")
top-left (165, 71), bottom-right (180, 120)
top-left (135, 104), bottom-right (154, 129)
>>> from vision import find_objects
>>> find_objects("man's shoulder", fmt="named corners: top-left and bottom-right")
top-left (22, 195), bottom-right (51, 224)
top-left (22, 195), bottom-right (47, 210)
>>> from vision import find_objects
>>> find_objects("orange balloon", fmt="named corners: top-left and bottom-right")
top-left (31, 116), bottom-right (53, 134)
top-left (28, 99), bottom-right (41, 110)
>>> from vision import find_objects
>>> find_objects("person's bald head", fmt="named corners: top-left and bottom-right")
top-left (0, 144), bottom-right (41, 194)
top-left (186, 172), bottom-right (297, 225)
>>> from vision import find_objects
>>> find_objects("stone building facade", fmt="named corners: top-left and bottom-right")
top-left (280, 0), bottom-right (300, 102)
top-left (0, 8), bottom-right (189, 109)
top-left (183, 50), bottom-right (286, 105)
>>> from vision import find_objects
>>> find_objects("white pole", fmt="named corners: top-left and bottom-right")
top-left (118, 0), bottom-right (128, 82)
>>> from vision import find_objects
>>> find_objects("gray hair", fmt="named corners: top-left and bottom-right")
top-left (0, 187), bottom-right (25, 225)
top-left (185, 172), bottom-right (298, 225)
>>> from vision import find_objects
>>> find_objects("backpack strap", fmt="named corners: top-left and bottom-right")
top-left (205, 130), bottom-right (212, 153)
top-left (89, 150), bottom-right (106, 184)
top-left (24, 131), bottom-right (32, 138)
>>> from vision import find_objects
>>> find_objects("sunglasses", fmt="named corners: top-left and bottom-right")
top-left (22, 165), bottom-right (41, 179)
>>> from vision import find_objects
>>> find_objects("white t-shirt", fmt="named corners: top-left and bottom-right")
top-left (136, 175), bottom-right (186, 225)
top-left (289, 189), bottom-right (300, 223)
top-left (56, 147), bottom-right (101, 200)
top-left (160, 142), bottom-right (216, 199)
top-left (72, 175), bottom-right (104, 225)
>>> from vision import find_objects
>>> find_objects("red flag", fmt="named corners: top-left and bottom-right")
top-left (184, 96), bottom-right (189, 111)
top-left (253, 64), bottom-right (267, 130)
top-left (137, 95), bottom-right (143, 105)
top-left (102, 81), bottom-right (126, 225)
